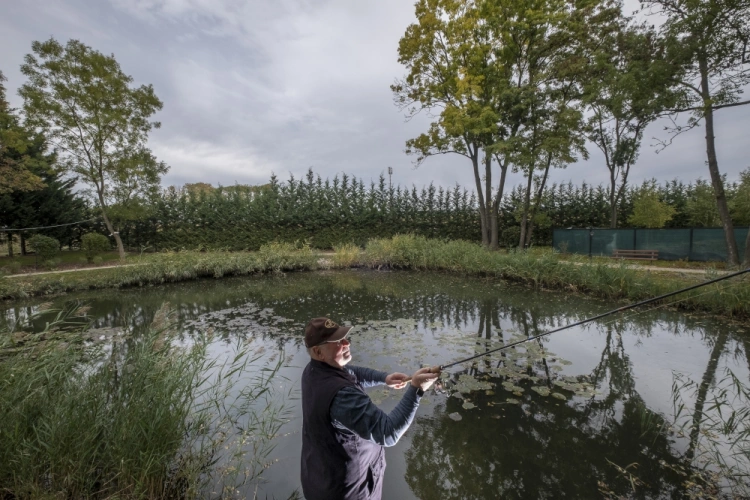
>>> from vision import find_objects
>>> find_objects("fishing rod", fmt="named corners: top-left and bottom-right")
top-left (407, 267), bottom-right (750, 378)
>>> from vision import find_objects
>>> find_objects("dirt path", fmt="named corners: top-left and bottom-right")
top-left (4, 263), bottom-right (139, 278)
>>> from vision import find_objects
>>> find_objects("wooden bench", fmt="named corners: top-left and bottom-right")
top-left (612, 249), bottom-right (658, 261)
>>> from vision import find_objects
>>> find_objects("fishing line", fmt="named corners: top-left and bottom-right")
top-left (432, 267), bottom-right (750, 372)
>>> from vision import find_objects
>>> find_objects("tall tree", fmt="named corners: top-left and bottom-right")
top-left (645, 0), bottom-right (750, 265)
top-left (19, 38), bottom-right (165, 260)
top-left (582, 22), bottom-right (678, 228)
top-left (393, 0), bottom-right (505, 248)
top-left (0, 70), bottom-right (45, 195)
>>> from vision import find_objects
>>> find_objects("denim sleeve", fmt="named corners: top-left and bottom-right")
top-left (330, 385), bottom-right (423, 447)
top-left (345, 365), bottom-right (387, 389)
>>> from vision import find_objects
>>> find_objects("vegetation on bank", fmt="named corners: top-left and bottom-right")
top-left (0, 304), bottom-right (290, 499)
top-left (0, 242), bottom-right (317, 301)
top-left (2, 236), bottom-right (748, 318)
top-left (357, 236), bottom-right (750, 318)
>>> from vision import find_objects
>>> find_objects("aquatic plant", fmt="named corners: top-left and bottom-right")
top-left (0, 304), bottom-right (291, 499)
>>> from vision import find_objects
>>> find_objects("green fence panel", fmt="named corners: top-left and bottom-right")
top-left (553, 229), bottom-right (590, 255)
top-left (635, 229), bottom-right (691, 260)
top-left (591, 229), bottom-right (635, 256)
top-left (690, 228), bottom-right (749, 262)
top-left (553, 227), bottom-right (748, 262)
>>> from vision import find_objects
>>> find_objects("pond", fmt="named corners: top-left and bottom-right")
top-left (4, 269), bottom-right (750, 499)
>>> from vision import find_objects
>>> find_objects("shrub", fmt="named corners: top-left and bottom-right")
top-left (28, 234), bottom-right (60, 261)
top-left (81, 233), bottom-right (111, 263)
top-left (42, 258), bottom-right (60, 270)
top-left (332, 243), bottom-right (361, 268)
top-left (6, 261), bottom-right (22, 274)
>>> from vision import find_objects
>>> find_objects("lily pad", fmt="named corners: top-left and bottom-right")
top-left (531, 386), bottom-right (551, 396)
top-left (448, 412), bottom-right (463, 421)
top-left (462, 401), bottom-right (476, 410)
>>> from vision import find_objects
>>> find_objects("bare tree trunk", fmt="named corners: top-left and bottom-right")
top-left (525, 153), bottom-right (553, 247)
top-left (484, 153), bottom-right (499, 250)
top-left (609, 171), bottom-right (618, 228)
top-left (20, 234), bottom-right (27, 256)
top-left (700, 58), bottom-right (739, 266)
top-left (518, 171), bottom-right (534, 249)
top-left (491, 156), bottom-right (509, 251)
top-left (6, 234), bottom-right (13, 258)
top-left (97, 189), bottom-right (126, 260)
top-left (470, 147), bottom-right (490, 247)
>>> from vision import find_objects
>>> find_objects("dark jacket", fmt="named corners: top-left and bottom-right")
top-left (300, 360), bottom-right (385, 500)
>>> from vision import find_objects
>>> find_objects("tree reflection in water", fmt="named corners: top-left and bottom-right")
top-left (404, 300), bottom-right (693, 499)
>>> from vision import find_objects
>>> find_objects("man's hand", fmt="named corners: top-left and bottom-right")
top-left (385, 372), bottom-right (410, 389)
top-left (410, 367), bottom-right (440, 391)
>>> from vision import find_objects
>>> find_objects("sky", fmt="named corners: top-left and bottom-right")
top-left (1, 0), bottom-right (748, 194)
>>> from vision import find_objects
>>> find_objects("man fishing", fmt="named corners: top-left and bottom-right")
top-left (300, 317), bottom-right (439, 500)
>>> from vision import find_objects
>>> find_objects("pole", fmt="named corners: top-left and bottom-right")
top-left (436, 267), bottom-right (750, 371)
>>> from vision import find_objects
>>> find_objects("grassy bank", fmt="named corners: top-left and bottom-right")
top-left (0, 242), bottom-right (318, 301)
top-left (2, 236), bottom-right (748, 318)
top-left (0, 304), bottom-right (289, 499)
top-left (357, 235), bottom-right (750, 318)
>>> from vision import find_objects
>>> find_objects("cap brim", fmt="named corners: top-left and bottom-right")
top-left (326, 325), bottom-right (354, 343)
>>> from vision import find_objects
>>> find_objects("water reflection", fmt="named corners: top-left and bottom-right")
top-left (3, 270), bottom-right (749, 498)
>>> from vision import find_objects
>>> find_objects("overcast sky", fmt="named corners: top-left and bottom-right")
top-left (1, 0), bottom-right (748, 193)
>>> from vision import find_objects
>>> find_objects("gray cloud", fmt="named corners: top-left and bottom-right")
top-left (1, 0), bottom-right (747, 194)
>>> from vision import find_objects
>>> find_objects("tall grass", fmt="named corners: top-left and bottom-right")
top-left (331, 243), bottom-right (361, 269)
top-left (361, 235), bottom-right (750, 317)
top-left (669, 369), bottom-right (750, 497)
top-left (0, 304), bottom-right (290, 499)
top-left (0, 242), bottom-right (318, 301)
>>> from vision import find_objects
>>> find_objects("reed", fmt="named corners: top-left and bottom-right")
top-left (360, 235), bottom-right (750, 318)
top-left (0, 304), bottom-right (290, 499)
top-left (331, 243), bottom-right (361, 269)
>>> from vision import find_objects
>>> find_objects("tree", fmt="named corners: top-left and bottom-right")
top-left (19, 38), bottom-right (166, 260)
top-left (730, 167), bottom-right (750, 265)
top-left (394, 0), bottom-right (591, 249)
top-left (645, 0), bottom-right (750, 265)
top-left (0, 161), bottom-right (87, 255)
top-left (627, 181), bottom-right (676, 228)
top-left (107, 148), bottom-right (167, 229)
top-left (684, 179), bottom-right (721, 227)
top-left (393, 0), bottom-right (505, 249)
top-left (582, 22), bottom-right (678, 228)
top-left (0, 70), bottom-right (45, 194)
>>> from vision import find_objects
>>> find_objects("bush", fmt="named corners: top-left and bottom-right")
top-left (81, 233), bottom-right (111, 263)
top-left (6, 261), bottom-right (22, 274)
top-left (42, 258), bottom-right (60, 270)
top-left (28, 234), bottom-right (60, 261)
top-left (332, 243), bottom-right (361, 268)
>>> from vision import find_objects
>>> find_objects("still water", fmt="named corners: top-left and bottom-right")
top-left (4, 270), bottom-right (750, 499)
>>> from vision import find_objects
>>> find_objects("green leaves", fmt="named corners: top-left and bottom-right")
top-left (19, 38), bottom-right (166, 259)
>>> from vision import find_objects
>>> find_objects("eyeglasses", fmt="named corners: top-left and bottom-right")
top-left (325, 338), bottom-right (350, 347)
